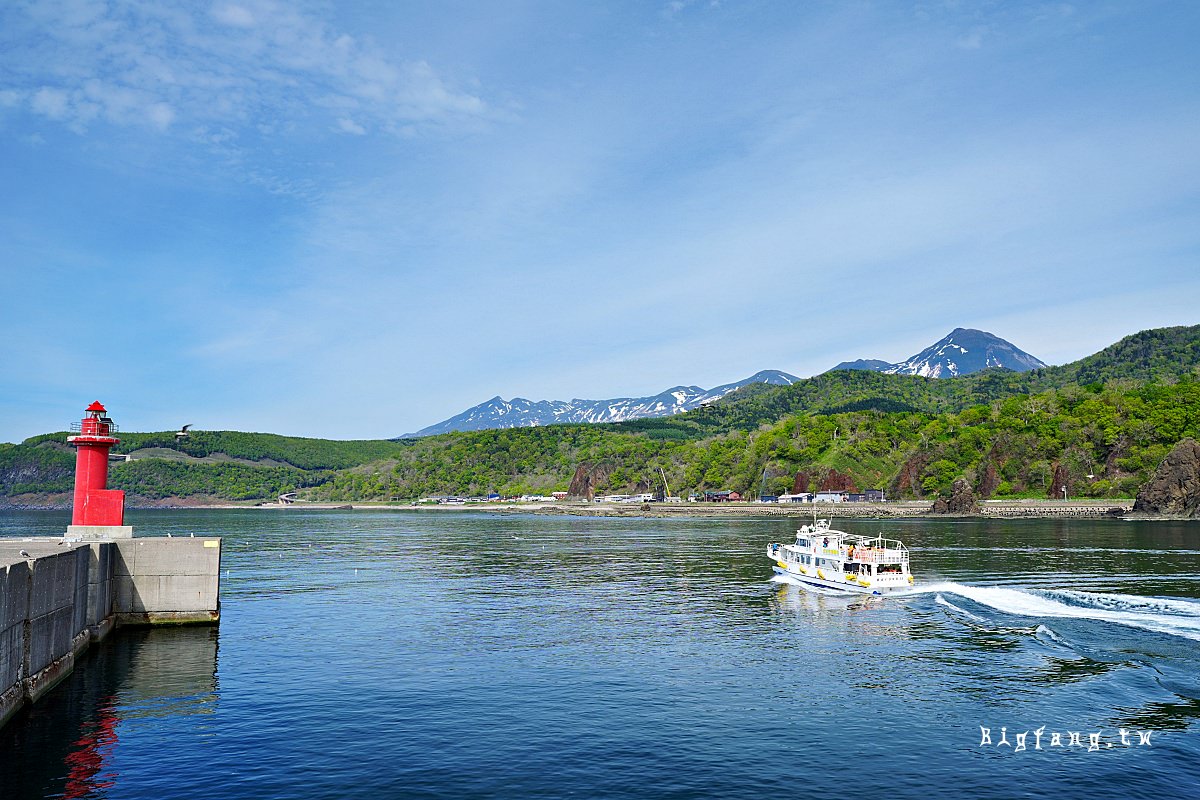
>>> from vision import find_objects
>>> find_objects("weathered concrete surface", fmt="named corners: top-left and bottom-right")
top-left (0, 559), bottom-right (30, 729)
top-left (24, 546), bottom-right (90, 703)
top-left (0, 543), bottom-right (92, 726)
top-left (0, 535), bottom-right (221, 730)
top-left (113, 538), bottom-right (222, 625)
top-left (67, 524), bottom-right (134, 539)
top-left (86, 542), bottom-right (115, 639)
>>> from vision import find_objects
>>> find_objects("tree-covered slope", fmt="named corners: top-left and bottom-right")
top-left (1029, 324), bottom-right (1200, 387)
top-left (2, 324), bottom-right (1197, 505)
top-left (20, 429), bottom-right (411, 470)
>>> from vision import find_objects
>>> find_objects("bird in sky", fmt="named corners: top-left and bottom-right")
top-left (19, 549), bottom-right (31, 558)
top-left (176, 424), bottom-right (193, 441)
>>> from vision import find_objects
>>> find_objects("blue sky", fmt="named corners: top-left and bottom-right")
top-left (1, 0), bottom-right (1197, 442)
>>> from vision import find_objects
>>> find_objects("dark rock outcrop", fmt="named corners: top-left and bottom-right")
top-left (930, 478), bottom-right (979, 515)
top-left (819, 469), bottom-right (857, 493)
top-left (1132, 438), bottom-right (1200, 517)
top-left (976, 461), bottom-right (999, 499)
top-left (892, 454), bottom-right (928, 498)
top-left (1048, 463), bottom-right (1069, 499)
top-left (567, 463), bottom-right (614, 501)
top-left (792, 471), bottom-right (812, 495)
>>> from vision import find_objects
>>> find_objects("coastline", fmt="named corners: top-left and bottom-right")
top-left (216, 498), bottom-right (1142, 520)
top-left (7, 497), bottom-right (1191, 520)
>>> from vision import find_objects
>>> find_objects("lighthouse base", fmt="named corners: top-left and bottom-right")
top-left (67, 525), bottom-right (134, 540)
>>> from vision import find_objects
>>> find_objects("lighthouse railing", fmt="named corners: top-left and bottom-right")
top-left (70, 420), bottom-right (120, 435)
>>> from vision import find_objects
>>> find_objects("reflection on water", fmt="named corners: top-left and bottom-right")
top-left (62, 698), bottom-right (118, 800)
top-left (0, 627), bottom-right (218, 799)
top-left (0, 509), bottom-right (1197, 800)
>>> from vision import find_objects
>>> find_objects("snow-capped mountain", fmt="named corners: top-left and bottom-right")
top-left (399, 370), bottom-right (800, 438)
top-left (828, 328), bottom-right (1046, 378)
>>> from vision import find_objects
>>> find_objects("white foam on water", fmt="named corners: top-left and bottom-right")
top-left (1033, 624), bottom-right (1072, 648)
top-left (935, 593), bottom-right (989, 624)
top-left (910, 582), bottom-right (1200, 642)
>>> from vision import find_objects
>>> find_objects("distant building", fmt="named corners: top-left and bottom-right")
top-left (552, 491), bottom-right (568, 501)
top-left (759, 495), bottom-right (779, 503)
top-left (704, 490), bottom-right (743, 502)
top-left (865, 489), bottom-right (885, 502)
top-left (847, 493), bottom-right (867, 503)
top-left (778, 493), bottom-right (814, 503)
top-left (814, 491), bottom-right (847, 503)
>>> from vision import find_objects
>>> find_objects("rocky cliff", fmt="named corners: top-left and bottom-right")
top-left (567, 462), bottom-right (615, 500)
top-left (930, 478), bottom-right (980, 514)
top-left (1132, 438), bottom-right (1200, 517)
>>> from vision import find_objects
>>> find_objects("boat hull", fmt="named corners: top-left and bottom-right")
top-left (771, 564), bottom-right (902, 595)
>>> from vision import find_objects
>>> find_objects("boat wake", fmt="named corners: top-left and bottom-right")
top-left (908, 582), bottom-right (1200, 642)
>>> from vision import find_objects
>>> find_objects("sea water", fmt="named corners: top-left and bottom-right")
top-left (1, 510), bottom-right (1198, 799)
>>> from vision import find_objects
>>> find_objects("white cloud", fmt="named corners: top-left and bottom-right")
top-left (30, 87), bottom-right (69, 119)
top-left (211, 3), bottom-right (256, 28)
top-left (147, 102), bottom-right (175, 130)
top-left (0, 2), bottom-right (489, 137)
top-left (955, 26), bottom-right (988, 50)
top-left (336, 117), bottom-right (366, 135)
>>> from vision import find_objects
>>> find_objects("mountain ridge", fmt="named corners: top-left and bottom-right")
top-left (401, 328), bottom-right (1044, 438)
top-left (399, 369), bottom-right (800, 438)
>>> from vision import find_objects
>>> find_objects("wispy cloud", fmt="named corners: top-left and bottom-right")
top-left (0, 1), bottom-right (488, 136)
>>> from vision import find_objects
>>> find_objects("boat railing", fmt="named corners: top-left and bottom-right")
top-left (847, 547), bottom-right (909, 564)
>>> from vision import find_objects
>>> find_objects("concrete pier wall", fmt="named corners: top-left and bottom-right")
top-left (25, 546), bottom-right (91, 705)
top-left (113, 538), bottom-right (222, 625)
top-left (0, 560), bottom-right (30, 729)
top-left (0, 536), bottom-right (220, 729)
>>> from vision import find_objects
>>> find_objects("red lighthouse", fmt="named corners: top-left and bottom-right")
top-left (68, 401), bottom-right (127, 528)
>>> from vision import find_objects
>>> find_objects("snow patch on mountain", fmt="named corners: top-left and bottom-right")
top-left (399, 370), bottom-right (799, 438)
top-left (883, 328), bottom-right (1045, 378)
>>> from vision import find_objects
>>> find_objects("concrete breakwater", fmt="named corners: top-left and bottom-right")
top-left (0, 536), bottom-right (221, 730)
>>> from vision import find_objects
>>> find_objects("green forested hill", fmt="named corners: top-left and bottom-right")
top-left (1030, 324), bottom-right (1200, 387)
top-left (310, 378), bottom-right (1199, 501)
top-left (2, 324), bottom-right (1197, 505)
top-left (19, 429), bottom-right (411, 470)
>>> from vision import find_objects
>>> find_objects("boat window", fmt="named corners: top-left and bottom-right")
top-left (879, 564), bottom-right (902, 574)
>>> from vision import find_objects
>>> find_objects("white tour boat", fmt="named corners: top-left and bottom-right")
top-left (767, 518), bottom-right (914, 595)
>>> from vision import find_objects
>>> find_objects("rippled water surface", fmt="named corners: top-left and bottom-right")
top-left (2, 510), bottom-right (1199, 799)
